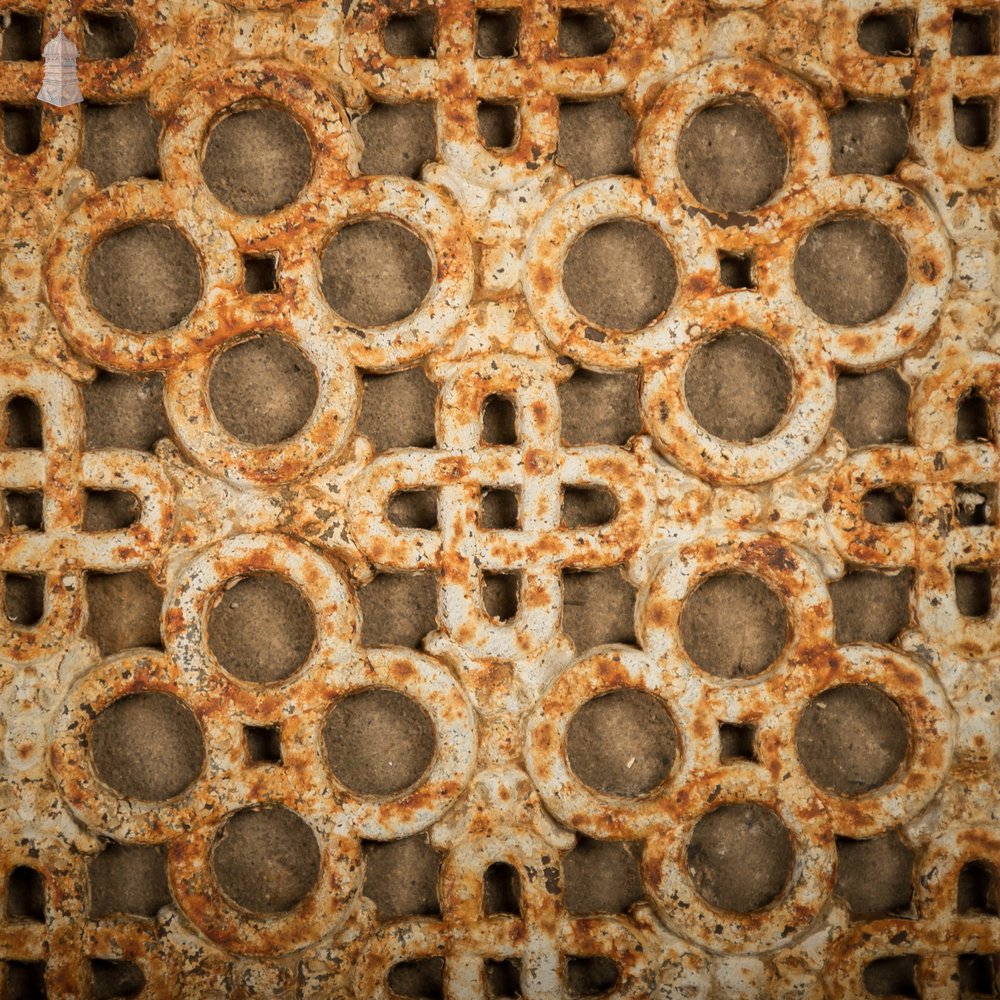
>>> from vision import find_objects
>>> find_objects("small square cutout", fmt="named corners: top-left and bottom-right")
top-left (243, 253), bottom-right (278, 294)
top-left (481, 488), bottom-right (518, 529)
top-left (483, 572), bottom-right (518, 622)
top-left (2, 13), bottom-right (42, 61)
top-left (955, 484), bottom-right (994, 526)
top-left (558, 10), bottom-right (614, 56)
top-left (388, 489), bottom-right (438, 529)
top-left (952, 10), bottom-right (997, 56)
top-left (719, 252), bottom-right (754, 289)
top-left (954, 97), bottom-right (994, 148)
top-left (82, 11), bottom-right (137, 59)
top-left (384, 11), bottom-right (436, 57)
top-left (959, 953), bottom-right (999, 996)
top-left (862, 485), bottom-right (912, 524)
top-left (5, 573), bottom-right (45, 626)
top-left (2, 104), bottom-right (41, 156)
top-left (485, 958), bottom-right (521, 998)
top-left (858, 11), bottom-right (913, 55)
top-left (476, 9), bottom-right (519, 57)
top-left (4, 961), bottom-right (47, 999)
top-left (720, 722), bottom-right (757, 762)
top-left (562, 486), bottom-right (616, 527)
top-left (245, 725), bottom-right (282, 764)
top-left (956, 567), bottom-right (992, 618)
top-left (90, 958), bottom-right (144, 999)
top-left (5, 491), bottom-right (42, 532)
top-left (478, 101), bottom-right (518, 149)
top-left (482, 394), bottom-right (517, 444)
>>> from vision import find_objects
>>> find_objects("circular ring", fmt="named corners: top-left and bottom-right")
top-left (45, 179), bottom-right (238, 371)
top-left (639, 299), bottom-right (836, 485)
top-left (50, 651), bottom-right (227, 842)
top-left (164, 299), bottom-right (360, 486)
top-left (160, 61), bottom-right (355, 239)
top-left (525, 646), bottom-right (687, 841)
top-left (163, 533), bottom-right (359, 706)
top-left (523, 175), bottom-right (692, 370)
top-left (778, 175), bottom-right (952, 368)
top-left (309, 177), bottom-right (475, 372)
top-left (316, 648), bottom-right (477, 840)
top-left (642, 768), bottom-right (836, 953)
top-left (635, 58), bottom-right (832, 208)
top-left (167, 793), bottom-right (361, 956)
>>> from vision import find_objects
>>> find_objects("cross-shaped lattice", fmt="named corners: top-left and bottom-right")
top-left (353, 769), bottom-right (655, 999)
top-left (347, 355), bottom-right (654, 659)
top-left (0, 359), bottom-right (170, 662)
top-left (823, 827), bottom-right (1000, 999)
top-left (346, 0), bottom-right (652, 189)
top-left (828, 351), bottom-right (1000, 659)
top-left (820, 0), bottom-right (1000, 187)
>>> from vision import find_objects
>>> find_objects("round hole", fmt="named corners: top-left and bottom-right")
top-left (684, 331), bottom-right (792, 442)
top-left (796, 685), bottom-right (909, 794)
top-left (562, 220), bottom-right (677, 331)
top-left (91, 692), bottom-right (204, 801)
top-left (207, 574), bottom-right (315, 683)
top-left (566, 688), bottom-right (677, 796)
top-left (794, 217), bottom-right (907, 325)
top-left (680, 572), bottom-right (788, 678)
top-left (86, 224), bottom-right (202, 333)
top-left (321, 219), bottom-right (433, 327)
top-left (212, 805), bottom-right (321, 914)
top-left (201, 106), bottom-right (312, 215)
top-left (208, 334), bottom-right (318, 445)
top-left (687, 803), bottom-right (794, 912)
top-left (324, 690), bottom-right (435, 795)
top-left (677, 102), bottom-right (788, 213)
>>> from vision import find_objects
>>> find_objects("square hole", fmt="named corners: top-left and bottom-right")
top-left (90, 959), bottom-right (144, 1000)
top-left (862, 486), bottom-right (912, 524)
top-left (834, 369), bottom-right (910, 447)
top-left (485, 958), bottom-right (521, 998)
top-left (956, 567), bottom-right (992, 618)
top-left (952, 9), bottom-right (997, 55)
top-left (82, 101), bottom-right (161, 188)
top-left (719, 252), bottom-right (754, 289)
top-left (81, 11), bottom-right (136, 59)
top-left (244, 725), bottom-right (282, 765)
top-left (358, 101), bottom-right (437, 178)
top-left (5, 573), bottom-right (44, 626)
top-left (483, 572), bottom-right (518, 622)
top-left (2, 104), bottom-right (41, 156)
top-left (478, 101), bottom-right (518, 149)
top-left (384, 11), bottom-right (436, 57)
top-left (557, 97), bottom-right (636, 179)
top-left (476, 9), bottom-right (519, 57)
top-left (830, 569), bottom-right (912, 644)
top-left (483, 861), bottom-right (522, 915)
top-left (564, 837), bottom-right (643, 914)
top-left (558, 371), bottom-right (640, 445)
top-left (558, 10), bottom-right (614, 55)
top-left (5, 491), bottom-right (42, 532)
top-left (566, 957), bottom-right (620, 997)
top-left (956, 483), bottom-right (995, 526)
top-left (363, 836), bottom-right (441, 917)
top-left (481, 488), bottom-right (518, 529)
top-left (719, 722), bottom-right (757, 762)
top-left (954, 97), bottom-right (994, 148)
top-left (360, 572), bottom-right (437, 648)
top-left (959, 859), bottom-right (1000, 914)
top-left (863, 955), bottom-right (919, 997)
top-left (835, 832), bottom-right (914, 917)
top-left (482, 394), bottom-right (517, 444)
top-left (563, 568), bottom-right (636, 650)
top-left (5, 395), bottom-right (42, 448)
top-left (1, 13), bottom-right (42, 61)
top-left (360, 369), bottom-right (437, 451)
top-left (86, 571), bottom-right (163, 653)
top-left (960, 954), bottom-right (999, 996)
top-left (4, 961), bottom-right (46, 999)
top-left (6, 866), bottom-right (45, 921)
top-left (88, 842), bottom-right (170, 917)
top-left (858, 11), bottom-right (913, 55)
top-left (243, 253), bottom-right (278, 294)
top-left (84, 490), bottom-right (140, 532)
top-left (388, 958), bottom-right (444, 1000)
top-left (388, 489), bottom-right (438, 529)
top-left (562, 486), bottom-right (616, 527)
top-left (958, 388), bottom-right (991, 440)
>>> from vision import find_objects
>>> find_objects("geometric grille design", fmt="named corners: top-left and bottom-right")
top-left (0, 0), bottom-right (998, 997)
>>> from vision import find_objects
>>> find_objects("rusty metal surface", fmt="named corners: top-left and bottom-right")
top-left (0, 0), bottom-right (997, 996)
